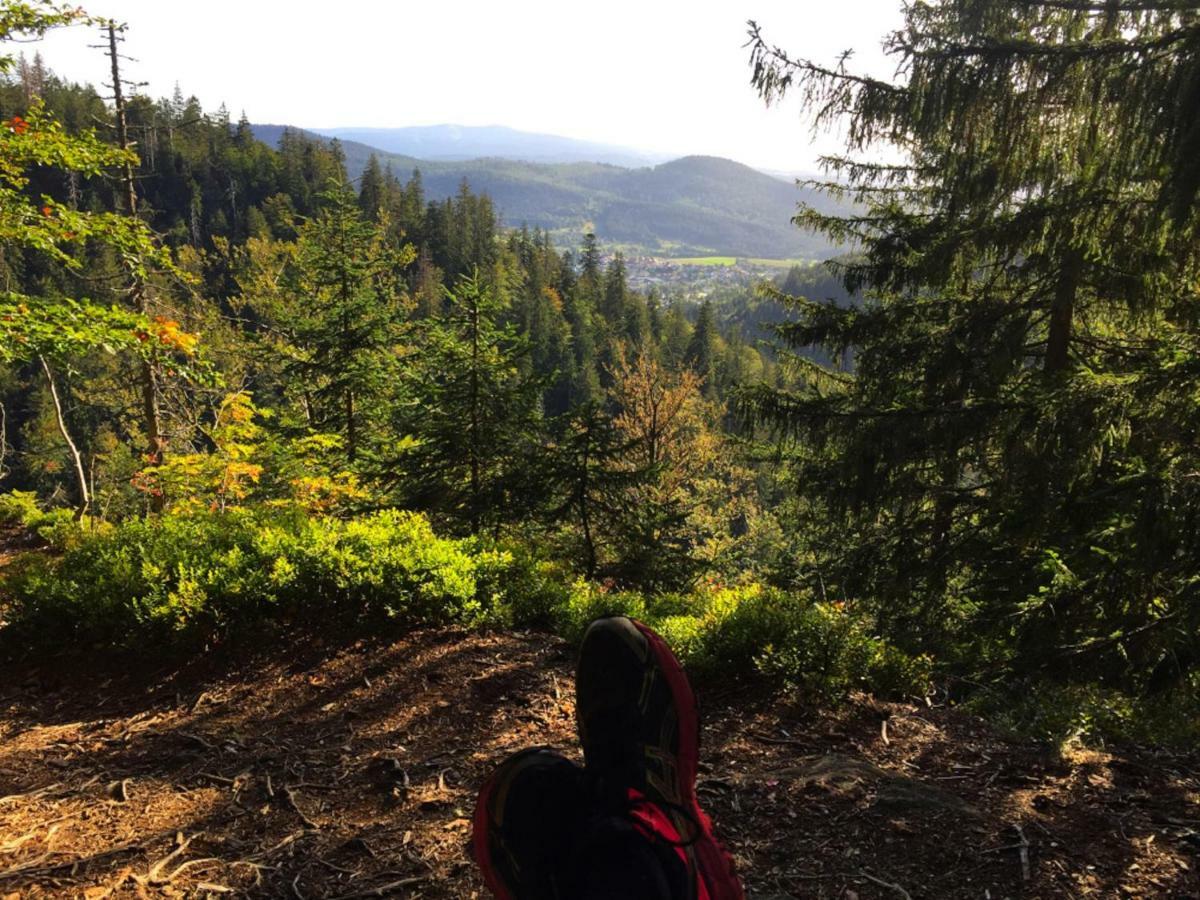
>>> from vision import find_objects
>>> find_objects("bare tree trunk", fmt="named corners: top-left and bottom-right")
top-left (0, 400), bottom-right (7, 480)
top-left (39, 356), bottom-right (90, 518)
top-left (107, 22), bottom-right (165, 489)
top-left (469, 291), bottom-right (481, 535)
top-left (1045, 253), bottom-right (1081, 374)
top-left (580, 424), bottom-right (596, 579)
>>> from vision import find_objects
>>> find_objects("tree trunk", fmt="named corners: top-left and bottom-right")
top-left (107, 22), bottom-right (165, 488)
top-left (1045, 253), bottom-right (1081, 374)
top-left (469, 292), bottom-right (481, 535)
top-left (579, 421), bottom-right (596, 579)
top-left (40, 356), bottom-right (90, 518)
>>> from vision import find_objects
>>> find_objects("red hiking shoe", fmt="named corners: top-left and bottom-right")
top-left (472, 747), bottom-right (585, 900)
top-left (575, 617), bottom-right (745, 900)
top-left (473, 746), bottom-right (692, 898)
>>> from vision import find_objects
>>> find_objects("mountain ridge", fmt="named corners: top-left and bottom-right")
top-left (306, 123), bottom-right (670, 168)
top-left (251, 124), bottom-right (841, 260)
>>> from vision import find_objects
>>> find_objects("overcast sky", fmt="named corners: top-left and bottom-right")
top-left (26, 0), bottom-right (904, 172)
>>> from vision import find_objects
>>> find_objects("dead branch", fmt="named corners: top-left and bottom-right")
top-left (1015, 824), bottom-right (1032, 881)
top-left (326, 875), bottom-right (430, 899)
top-left (284, 786), bottom-right (320, 829)
top-left (858, 869), bottom-right (913, 900)
top-left (0, 783), bottom-right (63, 805)
top-left (0, 827), bottom-right (177, 882)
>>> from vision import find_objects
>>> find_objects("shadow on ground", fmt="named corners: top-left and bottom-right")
top-left (1, 629), bottom-right (1197, 898)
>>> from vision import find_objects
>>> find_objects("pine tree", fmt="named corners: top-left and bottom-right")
top-left (390, 273), bottom-right (543, 534)
top-left (660, 298), bottom-right (692, 369)
top-left (685, 299), bottom-right (719, 389)
top-left (358, 153), bottom-right (386, 221)
top-left (549, 403), bottom-right (645, 579)
top-left (601, 252), bottom-right (628, 325)
top-left (288, 180), bottom-right (411, 462)
top-left (745, 0), bottom-right (1200, 695)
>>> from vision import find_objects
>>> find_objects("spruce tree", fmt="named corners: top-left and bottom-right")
top-left (288, 180), bottom-right (410, 463)
top-left (390, 273), bottom-right (543, 534)
top-left (685, 299), bottom-right (719, 390)
top-left (745, 0), bottom-right (1200, 697)
top-left (358, 153), bottom-right (386, 220)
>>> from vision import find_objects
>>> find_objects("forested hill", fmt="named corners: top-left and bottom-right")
top-left (251, 124), bottom-right (841, 259)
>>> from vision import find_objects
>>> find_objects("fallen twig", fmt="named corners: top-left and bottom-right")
top-left (0, 783), bottom-right (62, 804)
top-left (859, 869), bottom-right (912, 900)
top-left (1015, 824), bottom-right (1031, 881)
top-left (285, 786), bottom-right (320, 829)
top-left (0, 820), bottom-right (65, 854)
top-left (181, 731), bottom-right (217, 749)
top-left (0, 827), bottom-right (177, 882)
top-left (326, 875), bottom-right (429, 899)
top-left (747, 731), bottom-right (815, 748)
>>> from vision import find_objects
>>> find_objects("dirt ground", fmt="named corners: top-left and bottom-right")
top-left (0, 628), bottom-right (1197, 898)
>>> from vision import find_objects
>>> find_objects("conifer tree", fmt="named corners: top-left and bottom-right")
top-left (685, 299), bottom-right (719, 390)
top-left (358, 153), bottom-right (386, 220)
top-left (745, 0), bottom-right (1200, 694)
top-left (390, 273), bottom-right (543, 534)
top-left (550, 403), bottom-right (645, 579)
top-left (288, 180), bottom-right (412, 462)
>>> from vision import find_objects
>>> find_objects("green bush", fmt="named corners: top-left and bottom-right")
top-left (968, 677), bottom-right (1200, 749)
top-left (2, 508), bottom-right (499, 652)
top-left (0, 490), bottom-right (91, 550)
top-left (681, 586), bottom-right (932, 700)
top-left (0, 504), bottom-right (929, 705)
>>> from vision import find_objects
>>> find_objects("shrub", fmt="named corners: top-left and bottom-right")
top-left (968, 677), bottom-right (1200, 749)
top-left (688, 586), bottom-right (932, 700)
top-left (1, 508), bottom-right (495, 653)
top-left (0, 504), bottom-right (930, 706)
top-left (0, 490), bottom-right (93, 550)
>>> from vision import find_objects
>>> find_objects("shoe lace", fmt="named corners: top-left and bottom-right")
top-left (623, 792), bottom-right (702, 848)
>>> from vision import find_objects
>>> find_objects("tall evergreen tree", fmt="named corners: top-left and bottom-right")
top-left (390, 273), bottom-right (543, 534)
top-left (358, 153), bottom-right (386, 220)
top-left (288, 181), bottom-right (411, 462)
top-left (745, 1), bottom-right (1200, 696)
top-left (685, 299), bottom-right (719, 391)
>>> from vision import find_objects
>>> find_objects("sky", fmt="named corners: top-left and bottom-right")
top-left (26, 0), bottom-right (904, 172)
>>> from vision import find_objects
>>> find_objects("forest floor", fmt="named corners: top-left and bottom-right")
top-left (0, 628), bottom-right (1197, 899)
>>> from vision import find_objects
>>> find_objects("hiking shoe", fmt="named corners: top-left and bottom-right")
top-left (472, 747), bottom-right (585, 900)
top-left (575, 616), bottom-right (745, 900)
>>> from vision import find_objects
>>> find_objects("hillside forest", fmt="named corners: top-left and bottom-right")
top-left (0, 0), bottom-right (1197, 762)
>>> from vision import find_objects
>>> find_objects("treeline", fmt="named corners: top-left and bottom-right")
top-left (0, 57), bottom-right (781, 589)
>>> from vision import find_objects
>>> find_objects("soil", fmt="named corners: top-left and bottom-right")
top-left (0, 628), bottom-right (1197, 898)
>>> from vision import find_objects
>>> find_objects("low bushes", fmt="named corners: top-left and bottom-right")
top-left (0, 500), bottom-right (931, 700)
top-left (1, 507), bottom-right (501, 650)
top-left (513, 580), bottom-right (933, 700)
top-left (9, 497), bottom-right (1189, 745)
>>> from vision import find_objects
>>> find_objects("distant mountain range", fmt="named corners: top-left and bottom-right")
top-left (307, 124), bottom-right (670, 168)
top-left (251, 124), bottom-right (842, 260)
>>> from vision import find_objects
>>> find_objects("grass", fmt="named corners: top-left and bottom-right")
top-left (668, 256), bottom-right (737, 266)
top-left (664, 256), bottom-right (812, 268)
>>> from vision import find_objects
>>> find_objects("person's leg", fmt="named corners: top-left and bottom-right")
top-left (473, 748), bottom-right (584, 900)
top-left (570, 815), bottom-right (680, 900)
top-left (473, 747), bottom-right (680, 900)
top-left (473, 616), bottom-right (744, 899)
top-left (576, 616), bottom-right (744, 900)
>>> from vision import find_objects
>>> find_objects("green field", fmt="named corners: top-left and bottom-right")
top-left (669, 256), bottom-right (738, 266)
top-left (667, 256), bottom-right (810, 268)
